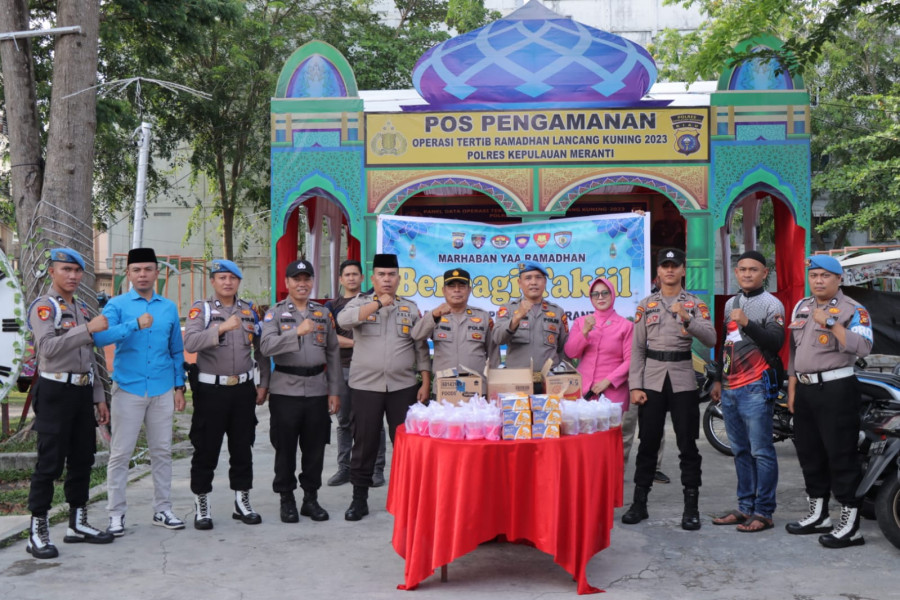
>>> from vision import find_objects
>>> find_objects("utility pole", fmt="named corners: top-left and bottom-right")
top-left (131, 121), bottom-right (152, 249)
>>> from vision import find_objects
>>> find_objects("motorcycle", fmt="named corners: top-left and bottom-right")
top-left (702, 368), bottom-right (900, 457)
top-left (854, 371), bottom-right (900, 549)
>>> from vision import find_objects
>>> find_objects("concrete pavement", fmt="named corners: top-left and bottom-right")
top-left (1, 404), bottom-right (898, 599)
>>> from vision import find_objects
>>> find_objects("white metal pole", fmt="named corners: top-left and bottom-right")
top-left (131, 121), bottom-right (152, 249)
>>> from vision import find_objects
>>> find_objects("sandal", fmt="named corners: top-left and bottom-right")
top-left (737, 515), bottom-right (774, 533)
top-left (712, 510), bottom-right (748, 526)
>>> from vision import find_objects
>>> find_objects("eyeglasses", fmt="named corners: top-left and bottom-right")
top-left (590, 291), bottom-right (611, 299)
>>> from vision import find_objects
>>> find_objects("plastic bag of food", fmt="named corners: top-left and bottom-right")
top-left (560, 400), bottom-right (580, 436)
top-left (446, 408), bottom-right (466, 440)
top-left (576, 398), bottom-right (596, 435)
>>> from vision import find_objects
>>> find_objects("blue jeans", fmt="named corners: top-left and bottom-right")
top-left (720, 381), bottom-right (778, 519)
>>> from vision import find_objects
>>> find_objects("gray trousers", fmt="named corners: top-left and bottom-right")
top-left (335, 367), bottom-right (385, 473)
top-left (622, 404), bottom-right (665, 469)
top-left (106, 387), bottom-right (175, 516)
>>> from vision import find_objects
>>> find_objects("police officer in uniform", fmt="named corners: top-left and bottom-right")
top-left (26, 248), bottom-right (114, 558)
top-left (183, 259), bottom-right (270, 530)
top-left (492, 260), bottom-right (568, 387)
top-left (412, 268), bottom-right (497, 389)
top-left (623, 248), bottom-right (716, 530)
top-left (785, 255), bottom-right (872, 548)
top-left (260, 260), bottom-right (341, 523)
top-left (338, 253), bottom-right (431, 521)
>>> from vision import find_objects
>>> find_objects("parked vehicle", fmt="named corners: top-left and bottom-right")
top-left (702, 369), bottom-right (900, 458)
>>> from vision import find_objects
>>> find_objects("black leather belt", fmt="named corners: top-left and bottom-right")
top-left (646, 349), bottom-right (692, 362)
top-left (274, 364), bottom-right (325, 377)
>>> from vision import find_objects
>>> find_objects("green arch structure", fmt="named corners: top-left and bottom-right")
top-left (275, 40), bottom-right (359, 99)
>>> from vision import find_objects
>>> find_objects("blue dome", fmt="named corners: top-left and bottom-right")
top-left (412, 0), bottom-right (658, 108)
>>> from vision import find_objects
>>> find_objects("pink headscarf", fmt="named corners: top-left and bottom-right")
top-left (589, 277), bottom-right (620, 322)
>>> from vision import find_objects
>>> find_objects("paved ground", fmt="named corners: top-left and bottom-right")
top-left (1, 404), bottom-right (898, 600)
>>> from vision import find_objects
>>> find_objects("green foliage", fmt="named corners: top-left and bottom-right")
top-left (446, 0), bottom-right (500, 34)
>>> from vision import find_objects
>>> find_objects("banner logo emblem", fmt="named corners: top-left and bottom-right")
top-left (452, 232), bottom-right (465, 249)
top-left (534, 233), bottom-right (550, 248)
top-left (491, 235), bottom-right (510, 249)
top-left (671, 113), bottom-right (704, 156)
top-left (554, 231), bottom-right (572, 248)
top-left (515, 234), bottom-right (530, 249)
top-left (472, 234), bottom-right (486, 249)
top-left (370, 120), bottom-right (408, 156)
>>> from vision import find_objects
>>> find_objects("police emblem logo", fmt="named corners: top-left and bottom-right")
top-left (857, 308), bottom-right (870, 325)
top-left (491, 235), bottom-right (510, 249)
top-left (297, 262), bottom-right (306, 269)
top-left (54, 251), bottom-right (68, 261)
top-left (648, 302), bottom-right (658, 308)
top-left (316, 334), bottom-right (325, 344)
top-left (775, 315), bottom-right (785, 326)
top-left (546, 311), bottom-right (556, 318)
top-left (264, 311), bottom-right (274, 322)
top-left (554, 231), bottom-right (572, 249)
top-left (684, 301), bottom-right (695, 309)
top-left (828, 307), bottom-right (840, 314)
top-left (670, 113), bottom-right (704, 156)
top-left (472, 332), bottom-right (483, 340)
top-left (242, 309), bottom-right (251, 316)
top-left (666, 251), bottom-right (675, 259)
top-left (472, 235), bottom-right (486, 249)
top-left (515, 234), bottom-right (529, 249)
top-left (634, 306), bottom-right (644, 322)
top-left (313, 311), bottom-right (323, 317)
top-left (452, 232), bottom-right (465, 249)
top-left (37, 306), bottom-right (51, 321)
top-left (818, 334), bottom-right (830, 345)
top-left (437, 332), bottom-right (447, 339)
top-left (470, 317), bottom-right (482, 323)
top-left (699, 303), bottom-right (711, 319)
top-left (547, 333), bottom-right (555, 345)
top-left (370, 120), bottom-right (408, 156)
top-left (212, 261), bottom-right (221, 271)
top-left (189, 307), bottom-right (201, 320)
top-left (498, 307), bottom-right (508, 318)
top-left (533, 233), bottom-right (550, 248)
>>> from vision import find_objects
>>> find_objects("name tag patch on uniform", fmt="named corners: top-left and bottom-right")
top-left (37, 306), bottom-right (51, 321)
top-left (189, 307), bottom-right (201, 320)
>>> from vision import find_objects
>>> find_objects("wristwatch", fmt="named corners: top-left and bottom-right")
top-left (825, 317), bottom-right (836, 329)
top-left (374, 297), bottom-right (383, 309)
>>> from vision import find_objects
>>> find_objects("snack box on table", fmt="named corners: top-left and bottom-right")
top-left (532, 423), bottom-right (560, 439)
top-left (502, 423), bottom-right (532, 440)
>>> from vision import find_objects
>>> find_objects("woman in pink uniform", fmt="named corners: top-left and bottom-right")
top-left (564, 277), bottom-right (633, 412)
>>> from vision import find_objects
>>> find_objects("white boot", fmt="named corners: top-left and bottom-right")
top-left (819, 505), bottom-right (865, 548)
top-left (232, 490), bottom-right (262, 525)
top-left (194, 494), bottom-right (213, 530)
top-left (26, 515), bottom-right (58, 559)
top-left (64, 506), bottom-right (114, 544)
top-left (785, 496), bottom-right (831, 534)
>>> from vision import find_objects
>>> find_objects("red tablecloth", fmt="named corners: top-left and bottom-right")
top-left (386, 426), bottom-right (624, 594)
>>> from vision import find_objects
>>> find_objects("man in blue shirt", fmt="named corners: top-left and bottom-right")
top-left (94, 248), bottom-right (187, 536)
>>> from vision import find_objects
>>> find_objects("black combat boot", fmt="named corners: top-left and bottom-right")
top-left (280, 491), bottom-right (300, 523)
top-left (621, 485), bottom-right (650, 524)
top-left (300, 489), bottom-right (329, 521)
top-left (344, 485), bottom-right (370, 521)
top-left (818, 505), bottom-right (865, 548)
top-left (64, 506), bottom-right (114, 544)
top-left (682, 487), bottom-right (701, 531)
top-left (26, 514), bottom-right (59, 559)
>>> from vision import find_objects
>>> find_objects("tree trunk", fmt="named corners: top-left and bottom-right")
top-left (38, 0), bottom-right (101, 295)
top-left (0, 0), bottom-right (44, 295)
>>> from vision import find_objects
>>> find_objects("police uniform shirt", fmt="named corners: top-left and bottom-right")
top-left (787, 290), bottom-right (873, 376)
top-left (259, 299), bottom-right (340, 397)
top-left (28, 286), bottom-right (104, 404)
top-left (411, 305), bottom-right (497, 374)
top-left (337, 294), bottom-right (431, 392)
top-left (629, 290), bottom-right (717, 393)
top-left (492, 299), bottom-right (569, 370)
top-left (183, 296), bottom-right (270, 387)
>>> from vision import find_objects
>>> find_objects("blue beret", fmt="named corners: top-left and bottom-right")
top-left (518, 260), bottom-right (548, 277)
top-left (807, 255), bottom-right (842, 275)
top-left (209, 259), bottom-right (243, 279)
top-left (49, 247), bottom-right (85, 270)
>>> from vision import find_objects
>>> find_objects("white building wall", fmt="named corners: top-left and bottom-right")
top-left (373, 0), bottom-right (704, 46)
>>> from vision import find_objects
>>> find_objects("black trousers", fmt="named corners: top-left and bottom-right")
top-left (269, 394), bottom-right (330, 493)
top-left (189, 381), bottom-right (257, 494)
top-left (349, 385), bottom-right (418, 487)
top-left (28, 380), bottom-right (97, 515)
top-left (634, 375), bottom-right (702, 488)
top-left (793, 376), bottom-right (862, 506)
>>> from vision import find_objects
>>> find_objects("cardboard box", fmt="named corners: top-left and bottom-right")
top-left (532, 409), bottom-right (562, 426)
top-left (532, 423), bottom-right (560, 439)
top-left (530, 395), bottom-right (561, 412)
top-left (502, 424), bottom-right (532, 440)
top-left (434, 367), bottom-right (484, 406)
top-left (499, 395), bottom-right (531, 411)
top-left (503, 409), bottom-right (532, 426)
top-left (540, 360), bottom-right (582, 400)
top-left (488, 367), bottom-right (533, 400)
